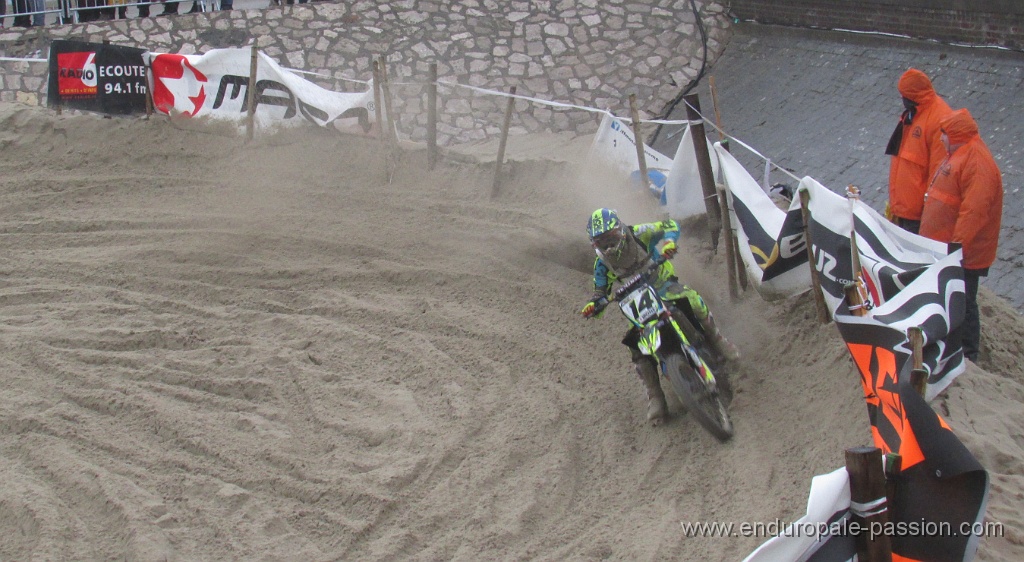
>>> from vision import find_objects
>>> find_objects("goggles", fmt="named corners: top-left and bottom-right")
top-left (592, 227), bottom-right (624, 252)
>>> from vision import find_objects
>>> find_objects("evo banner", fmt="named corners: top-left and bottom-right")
top-left (47, 40), bottom-right (149, 115)
top-left (145, 48), bottom-right (375, 131)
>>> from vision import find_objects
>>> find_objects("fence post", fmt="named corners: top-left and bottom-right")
top-left (144, 61), bottom-right (154, 119)
top-left (246, 42), bottom-right (258, 141)
top-left (628, 93), bottom-right (650, 192)
top-left (799, 189), bottom-right (830, 323)
top-left (379, 55), bottom-right (400, 183)
top-left (683, 93), bottom-right (722, 250)
top-left (492, 86), bottom-right (516, 197)
top-left (427, 62), bottom-right (438, 170)
top-left (718, 185), bottom-right (739, 301)
top-left (908, 326), bottom-right (928, 397)
top-left (845, 446), bottom-right (893, 562)
top-left (844, 282), bottom-right (867, 317)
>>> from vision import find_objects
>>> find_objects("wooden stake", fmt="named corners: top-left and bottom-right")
top-left (845, 447), bottom-right (893, 562)
top-left (709, 75), bottom-right (728, 151)
top-left (709, 77), bottom-right (744, 287)
top-left (883, 452), bottom-right (902, 514)
top-left (800, 189), bottom-right (830, 324)
top-left (844, 283), bottom-right (867, 317)
top-left (492, 85), bottom-right (517, 197)
top-left (372, 60), bottom-right (384, 141)
top-left (718, 185), bottom-right (739, 301)
top-left (144, 62), bottom-right (154, 118)
top-left (908, 326), bottom-right (928, 397)
top-left (427, 62), bottom-right (438, 170)
top-left (377, 55), bottom-right (398, 184)
top-left (847, 184), bottom-right (864, 282)
top-left (372, 59), bottom-right (387, 183)
top-left (628, 94), bottom-right (651, 192)
top-left (246, 43), bottom-right (258, 142)
top-left (378, 55), bottom-right (398, 150)
top-left (683, 93), bottom-right (723, 250)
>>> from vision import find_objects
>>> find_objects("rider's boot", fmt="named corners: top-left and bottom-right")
top-left (700, 313), bottom-right (740, 361)
top-left (635, 358), bottom-right (668, 426)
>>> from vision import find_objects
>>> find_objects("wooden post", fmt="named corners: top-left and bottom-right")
top-left (372, 61), bottom-right (384, 142)
top-left (427, 62), bottom-right (438, 170)
top-left (377, 55), bottom-right (399, 184)
top-left (144, 62), bottom-right (154, 119)
top-left (709, 77), bottom-right (745, 289)
top-left (908, 326), bottom-right (928, 397)
top-left (628, 94), bottom-right (650, 192)
top-left (883, 453), bottom-right (902, 514)
top-left (709, 75), bottom-right (729, 153)
top-left (378, 55), bottom-right (399, 150)
top-left (492, 85), bottom-right (517, 197)
top-left (845, 283), bottom-right (867, 317)
top-left (799, 189), bottom-right (830, 324)
top-left (246, 42), bottom-right (259, 142)
top-left (683, 93), bottom-right (723, 250)
top-left (733, 232), bottom-right (747, 291)
top-left (845, 447), bottom-right (893, 562)
top-left (718, 186), bottom-right (739, 301)
top-left (847, 185), bottom-right (864, 284)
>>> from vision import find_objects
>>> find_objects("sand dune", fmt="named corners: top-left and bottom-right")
top-left (0, 102), bottom-right (1020, 561)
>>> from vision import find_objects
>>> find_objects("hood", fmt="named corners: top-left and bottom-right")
top-left (897, 68), bottom-right (937, 104)
top-left (940, 108), bottom-right (979, 145)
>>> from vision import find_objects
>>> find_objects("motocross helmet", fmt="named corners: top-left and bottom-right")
top-left (587, 208), bottom-right (626, 254)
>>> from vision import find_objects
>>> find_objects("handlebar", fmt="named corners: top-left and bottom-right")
top-left (583, 257), bottom-right (666, 318)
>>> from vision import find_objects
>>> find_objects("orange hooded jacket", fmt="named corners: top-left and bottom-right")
top-left (888, 69), bottom-right (953, 221)
top-left (919, 109), bottom-right (1003, 270)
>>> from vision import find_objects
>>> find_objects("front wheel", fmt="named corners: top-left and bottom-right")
top-left (662, 353), bottom-right (733, 442)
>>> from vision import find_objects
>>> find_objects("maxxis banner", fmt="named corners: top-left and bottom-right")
top-left (47, 40), bottom-right (149, 116)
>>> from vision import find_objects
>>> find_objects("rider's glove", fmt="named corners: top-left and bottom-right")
top-left (581, 298), bottom-right (607, 318)
top-left (660, 240), bottom-right (678, 260)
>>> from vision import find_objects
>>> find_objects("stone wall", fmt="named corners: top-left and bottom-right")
top-left (0, 0), bottom-right (733, 145)
top-left (728, 0), bottom-right (1024, 51)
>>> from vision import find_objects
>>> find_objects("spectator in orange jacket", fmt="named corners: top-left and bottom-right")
top-left (920, 108), bottom-right (1003, 362)
top-left (885, 68), bottom-right (953, 234)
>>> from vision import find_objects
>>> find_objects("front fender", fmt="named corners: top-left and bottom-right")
top-left (637, 324), bottom-right (662, 356)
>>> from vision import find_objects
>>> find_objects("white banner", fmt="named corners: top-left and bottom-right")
top-left (586, 112), bottom-right (674, 204)
top-left (716, 143), bottom-right (810, 300)
top-left (145, 48), bottom-right (375, 131)
top-left (799, 177), bottom-right (950, 315)
top-left (664, 124), bottom-right (718, 221)
top-left (743, 468), bottom-right (855, 562)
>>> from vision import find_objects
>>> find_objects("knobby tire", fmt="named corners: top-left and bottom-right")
top-left (663, 352), bottom-right (733, 442)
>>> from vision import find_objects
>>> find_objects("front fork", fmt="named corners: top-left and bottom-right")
top-left (636, 314), bottom-right (718, 389)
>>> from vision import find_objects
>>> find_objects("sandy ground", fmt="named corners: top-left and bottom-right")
top-left (0, 102), bottom-right (1021, 561)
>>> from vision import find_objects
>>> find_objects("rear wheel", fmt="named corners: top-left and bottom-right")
top-left (662, 352), bottom-right (733, 442)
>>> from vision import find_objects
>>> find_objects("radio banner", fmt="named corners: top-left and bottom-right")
top-left (47, 40), bottom-right (149, 115)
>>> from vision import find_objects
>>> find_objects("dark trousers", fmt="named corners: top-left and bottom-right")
top-left (895, 216), bottom-right (921, 235)
top-left (12, 0), bottom-right (32, 26)
top-left (962, 268), bottom-right (984, 362)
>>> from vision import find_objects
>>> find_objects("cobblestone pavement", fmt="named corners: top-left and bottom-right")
top-left (654, 22), bottom-right (1024, 313)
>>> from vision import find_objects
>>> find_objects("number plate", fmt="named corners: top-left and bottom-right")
top-left (618, 285), bottom-right (665, 326)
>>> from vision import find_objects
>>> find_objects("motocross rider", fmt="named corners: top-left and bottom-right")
top-left (580, 208), bottom-right (740, 426)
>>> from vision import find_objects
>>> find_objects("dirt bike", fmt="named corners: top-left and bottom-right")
top-left (589, 259), bottom-right (734, 442)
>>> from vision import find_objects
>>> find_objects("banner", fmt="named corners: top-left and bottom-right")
top-left (586, 113), bottom-right (674, 203)
top-left (835, 293), bottom-right (987, 562)
top-left (743, 468), bottom-right (856, 562)
top-left (47, 40), bottom-right (149, 115)
top-left (799, 177), bottom-right (951, 314)
top-left (664, 124), bottom-right (719, 221)
top-left (715, 143), bottom-right (810, 300)
top-left (146, 48), bottom-right (375, 131)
